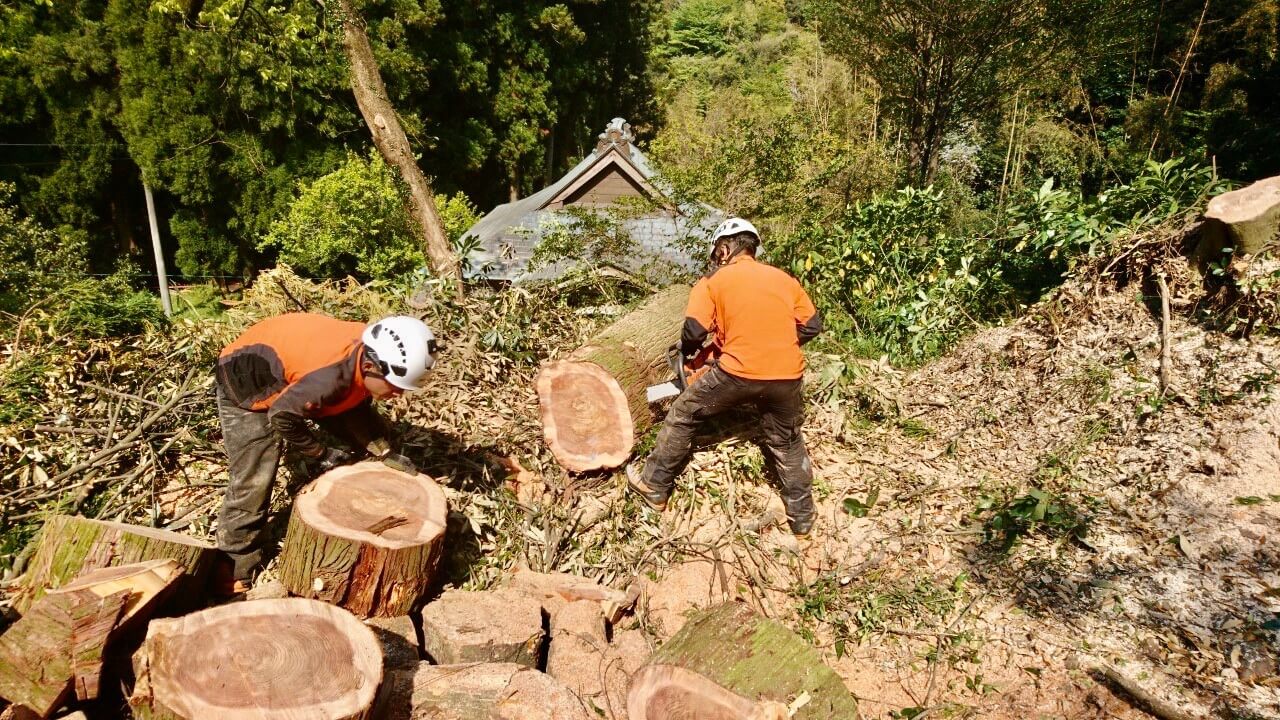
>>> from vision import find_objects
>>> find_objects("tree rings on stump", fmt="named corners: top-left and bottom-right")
top-left (277, 461), bottom-right (446, 618)
top-left (130, 598), bottom-right (381, 720)
top-left (627, 601), bottom-right (859, 720)
top-left (536, 360), bottom-right (634, 472)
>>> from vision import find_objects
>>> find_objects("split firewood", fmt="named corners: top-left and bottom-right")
top-left (419, 588), bottom-right (543, 667)
top-left (406, 662), bottom-right (594, 720)
top-left (15, 517), bottom-right (213, 614)
top-left (277, 462), bottom-right (447, 618)
top-left (536, 284), bottom-right (690, 472)
top-left (503, 567), bottom-right (637, 623)
top-left (627, 601), bottom-right (859, 720)
top-left (0, 592), bottom-right (82, 718)
top-left (130, 598), bottom-right (382, 720)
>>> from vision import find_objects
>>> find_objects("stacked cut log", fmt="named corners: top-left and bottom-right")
top-left (276, 461), bottom-right (448, 618)
top-left (537, 284), bottom-right (690, 472)
top-left (403, 663), bottom-right (594, 720)
top-left (419, 588), bottom-right (544, 666)
top-left (15, 516), bottom-right (214, 614)
top-left (0, 560), bottom-right (184, 718)
top-left (628, 601), bottom-right (859, 720)
top-left (129, 598), bottom-right (382, 720)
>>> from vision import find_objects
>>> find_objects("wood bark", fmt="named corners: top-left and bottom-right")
top-left (15, 516), bottom-right (213, 614)
top-left (419, 588), bottom-right (543, 667)
top-left (536, 284), bottom-right (691, 472)
top-left (627, 601), bottom-right (859, 720)
top-left (277, 462), bottom-right (447, 618)
top-left (129, 598), bottom-right (382, 720)
top-left (337, 0), bottom-right (462, 294)
top-left (404, 663), bottom-right (594, 720)
top-left (1199, 175), bottom-right (1280, 258)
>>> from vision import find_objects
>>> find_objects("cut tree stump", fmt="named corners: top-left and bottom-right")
top-left (129, 598), bottom-right (382, 720)
top-left (407, 662), bottom-right (594, 720)
top-left (537, 284), bottom-right (690, 472)
top-left (627, 601), bottom-right (859, 720)
top-left (277, 462), bottom-right (447, 618)
top-left (1202, 175), bottom-right (1280, 256)
top-left (419, 588), bottom-right (543, 667)
top-left (16, 516), bottom-right (214, 614)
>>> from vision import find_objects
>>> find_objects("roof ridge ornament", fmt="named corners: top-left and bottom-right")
top-left (596, 117), bottom-right (633, 152)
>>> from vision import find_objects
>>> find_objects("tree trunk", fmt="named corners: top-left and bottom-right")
top-left (129, 598), bottom-right (382, 720)
top-left (337, 0), bottom-right (462, 294)
top-left (627, 601), bottom-right (859, 720)
top-left (277, 462), bottom-right (447, 618)
top-left (15, 516), bottom-right (214, 614)
top-left (536, 284), bottom-right (691, 472)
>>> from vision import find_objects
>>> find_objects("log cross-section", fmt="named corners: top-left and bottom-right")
top-left (277, 462), bottom-right (447, 618)
top-left (130, 598), bottom-right (382, 720)
top-left (537, 284), bottom-right (691, 472)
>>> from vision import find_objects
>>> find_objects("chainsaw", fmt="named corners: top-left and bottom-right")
top-left (646, 342), bottom-right (718, 402)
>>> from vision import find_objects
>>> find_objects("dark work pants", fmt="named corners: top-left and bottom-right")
top-left (215, 386), bottom-right (384, 579)
top-left (642, 366), bottom-right (815, 529)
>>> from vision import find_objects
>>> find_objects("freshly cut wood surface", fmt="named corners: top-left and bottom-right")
top-left (277, 462), bottom-right (447, 618)
top-left (537, 284), bottom-right (690, 472)
top-left (407, 662), bottom-right (594, 720)
top-left (16, 516), bottom-right (213, 613)
top-left (627, 601), bottom-right (859, 720)
top-left (48, 559), bottom-right (183, 630)
top-left (419, 588), bottom-right (544, 667)
top-left (130, 598), bottom-right (382, 720)
top-left (503, 567), bottom-right (636, 622)
top-left (1200, 175), bottom-right (1280, 257)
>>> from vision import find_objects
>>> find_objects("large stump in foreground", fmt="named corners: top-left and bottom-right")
top-left (130, 598), bottom-right (382, 720)
top-left (16, 516), bottom-right (214, 613)
top-left (537, 284), bottom-right (690, 472)
top-left (277, 462), bottom-right (447, 618)
top-left (627, 601), bottom-right (859, 720)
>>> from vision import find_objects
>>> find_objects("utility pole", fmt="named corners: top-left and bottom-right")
top-left (143, 181), bottom-right (172, 318)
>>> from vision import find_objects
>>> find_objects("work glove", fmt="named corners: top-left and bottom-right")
top-left (380, 452), bottom-right (417, 475)
top-left (315, 446), bottom-right (353, 473)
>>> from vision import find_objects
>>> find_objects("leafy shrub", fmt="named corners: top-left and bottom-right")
top-left (0, 182), bottom-right (88, 316)
top-left (776, 186), bottom-right (1009, 363)
top-left (53, 265), bottom-right (168, 338)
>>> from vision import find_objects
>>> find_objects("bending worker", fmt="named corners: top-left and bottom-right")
top-left (212, 312), bottom-right (436, 595)
top-left (627, 217), bottom-right (823, 536)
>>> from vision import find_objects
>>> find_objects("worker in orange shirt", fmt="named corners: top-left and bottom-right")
top-left (627, 217), bottom-right (823, 536)
top-left (212, 313), bottom-right (436, 595)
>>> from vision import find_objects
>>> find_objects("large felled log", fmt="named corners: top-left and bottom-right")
top-left (419, 588), bottom-right (543, 667)
top-left (1202, 175), bottom-right (1280, 256)
top-left (129, 598), bottom-right (382, 720)
top-left (15, 516), bottom-right (214, 614)
top-left (277, 462), bottom-right (447, 618)
top-left (407, 662), bottom-right (594, 720)
top-left (537, 284), bottom-right (691, 472)
top-left (628, 601), bottom-right (859, 720)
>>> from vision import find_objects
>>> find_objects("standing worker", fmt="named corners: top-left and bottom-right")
top-left (212, 312), bottom-right (436, 596)
top-left (627, 217), bottom-right (823, 536)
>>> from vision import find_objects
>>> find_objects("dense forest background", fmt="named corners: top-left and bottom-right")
top-left (1, 0), bottom-right (1278, 360)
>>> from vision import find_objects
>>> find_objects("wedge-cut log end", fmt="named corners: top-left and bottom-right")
top-left (16, 517), bottom-right (214, 614)
top-left (536, 360), bottom-right (634, 473)
top-left (130, 598), bottom-right (382, 720)
top-left (278, 462), bottom-right (447, 618)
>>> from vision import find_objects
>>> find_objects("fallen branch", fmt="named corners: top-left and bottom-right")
top-left (1089, 664), bottom-right (1202, 720)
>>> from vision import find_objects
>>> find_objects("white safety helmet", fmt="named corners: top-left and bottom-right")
top-left (361, 315), bottom-right (437, 391)
top-left (710, 216), bottom-right (760, 246)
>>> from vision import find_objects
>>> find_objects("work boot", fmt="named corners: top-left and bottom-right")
top-left (625, 463), bottom-right (669, 512)
top-left (211, 555), bottom-right (252, 600)
top-left (789, 514), bottom-right (815, 537)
